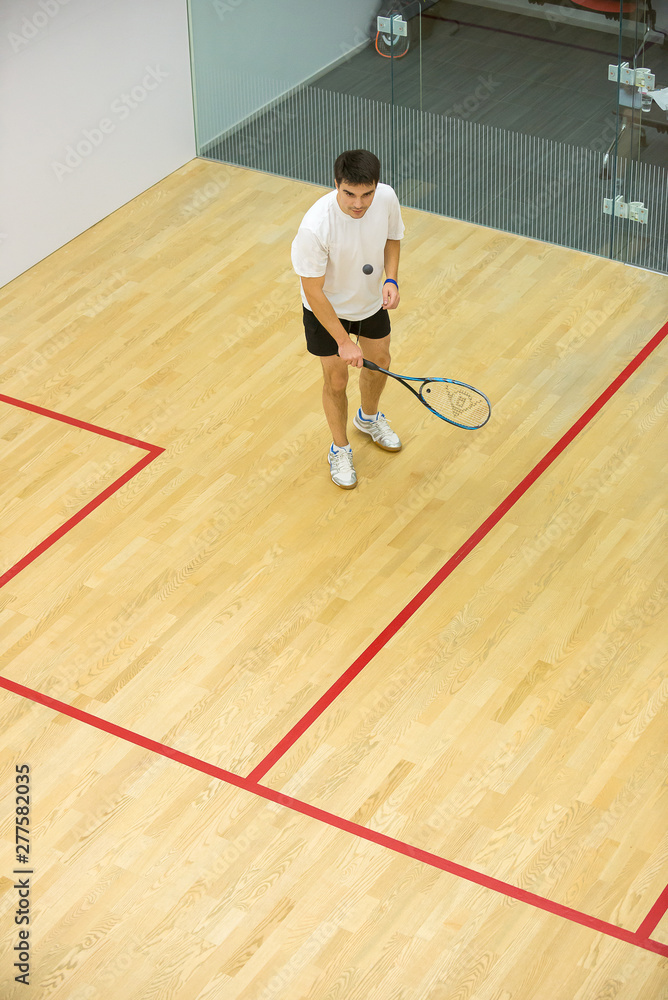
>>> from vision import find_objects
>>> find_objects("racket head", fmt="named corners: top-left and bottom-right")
top-left (419, 379), bottom-right (491, 429)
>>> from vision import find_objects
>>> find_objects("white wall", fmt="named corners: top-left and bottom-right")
top-left (190, 0), bottom-right (380, 148)
top-left (0, 0), bottom-right (195, 288)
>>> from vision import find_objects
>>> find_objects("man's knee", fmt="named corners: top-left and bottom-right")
top-left (322, 358), bottom-right (349, 394)
top-left (362, 335), bottom-right (391, 370)
top-left (325, 374), bottom-right (348, 395)
top-left (369, 347), bottom-right (391, 369)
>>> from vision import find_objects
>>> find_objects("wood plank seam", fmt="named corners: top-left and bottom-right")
top-left (0, 393), bottom-right (164, 589)
top-left (0, 674), bottom-right (666, 957)
top-left (2, 324), bottom-right (665, 959)
top-left (247, 319), bottom-right (668, 783)
top-left (635, 884), bottom-right (668, 940)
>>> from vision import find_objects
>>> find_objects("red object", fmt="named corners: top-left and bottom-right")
top-left (0, 393), bottom-right (163, 590)
top-left (248, 319), bottom-right (668, 784)
top-left (2, 323), bottom-right (667, 958)
top-left (375, 31), bottom-right (409, 58)
top-left (1, 670), bottom-right (667, 957)
top-left (569, 1), bottom-right (636, 12)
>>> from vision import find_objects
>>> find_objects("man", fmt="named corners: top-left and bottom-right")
top-left (291, 149), bottom-right (405, 489)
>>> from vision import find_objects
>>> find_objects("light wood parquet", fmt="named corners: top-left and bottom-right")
top-left (0, 159), bottom-right (666, 999)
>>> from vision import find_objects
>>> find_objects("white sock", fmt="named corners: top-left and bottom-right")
top-left (330, 442), bottom-right (352, 454)
top-left (359, 408), bottom-right (378, 422)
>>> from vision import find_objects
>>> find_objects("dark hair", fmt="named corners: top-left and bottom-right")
top-left (334, 149), bottom-right (380, 187)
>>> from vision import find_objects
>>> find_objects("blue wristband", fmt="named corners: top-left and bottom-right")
top-left (384, 278), bottom-right (398, 288)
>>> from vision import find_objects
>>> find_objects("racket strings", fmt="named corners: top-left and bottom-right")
top-left (420, 380), bottom-right (490, 427)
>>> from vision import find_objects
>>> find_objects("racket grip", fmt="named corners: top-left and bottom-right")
top-left (362, 359), bottom-right (381, 371)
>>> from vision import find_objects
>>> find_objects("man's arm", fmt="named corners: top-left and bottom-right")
top-left (301, 275), bottom-right (363, 367)
top-left (383, 239), bottom-right (401, 310)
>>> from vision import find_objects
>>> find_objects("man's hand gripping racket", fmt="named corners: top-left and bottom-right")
top-left (362, 360), bottom-right (491, 430)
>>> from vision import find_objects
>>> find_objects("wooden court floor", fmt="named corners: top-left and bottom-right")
top-left (0, 159), bottom-right (667, 999)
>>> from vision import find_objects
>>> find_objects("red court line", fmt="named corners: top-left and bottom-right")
top-left (636, 883), bottom-right (668, 940)
top-left (0, 394), bottom-right (164, 590)
top-left (0, 393), bottom-right (162, 451)
top-left (0, 674), bottom-right (666, 958)
top-left (248, 321), bottom-right (668, 783)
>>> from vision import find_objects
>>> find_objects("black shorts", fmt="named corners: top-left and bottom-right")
top-left (303, 305), bottom-right (391, 357)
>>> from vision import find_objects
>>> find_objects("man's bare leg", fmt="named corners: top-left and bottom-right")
top-left (358, 334), bottom-right (391, 415)
top-left (353, 334), bottom-right (401, 451)
top-left (320, 355), bottom-right (350, 446)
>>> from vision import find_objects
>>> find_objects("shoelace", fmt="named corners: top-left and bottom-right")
top-left (331, 450), bottom-right (354, 470)
top-left (367, 414), bottom-right (394, 436)
top-left (360, 412), bottom-right (390, 426)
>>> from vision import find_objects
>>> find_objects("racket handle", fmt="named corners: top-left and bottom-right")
top-left (362, 359), bottom-right (381, 371)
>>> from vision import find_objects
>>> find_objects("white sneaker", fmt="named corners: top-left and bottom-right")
top-left (328, 447), bottom-right (357, 489)
top-left (353, 410), bottom-right (402, 451)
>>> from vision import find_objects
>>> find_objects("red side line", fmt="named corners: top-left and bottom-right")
top-left (0, 451), bottom-right (161, 590)
top-left (636, 883), bottom-right (668, 940)
top-left (0, 675), bottom-right (666, 957)
top-left (248, 321), bottom-right (668, 783)
top-left (0, 395), bottom-right (164, 589)
top-left (0, 393), bottom-right (161, 451)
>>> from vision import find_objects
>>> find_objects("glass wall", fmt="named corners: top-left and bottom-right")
top-left (188, 0), bottom-right (667, 273)
top-left (606, 0), bottom-right (668, 267)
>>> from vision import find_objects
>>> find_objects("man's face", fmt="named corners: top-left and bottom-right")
top-left (335, 179), bottom-right (377, 219)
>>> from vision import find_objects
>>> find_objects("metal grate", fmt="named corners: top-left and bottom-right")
top-left (202, 84), bottom-right (667, 274)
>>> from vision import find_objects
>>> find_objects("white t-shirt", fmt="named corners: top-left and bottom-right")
top-left (291, 183), bottom-right (405, 322)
